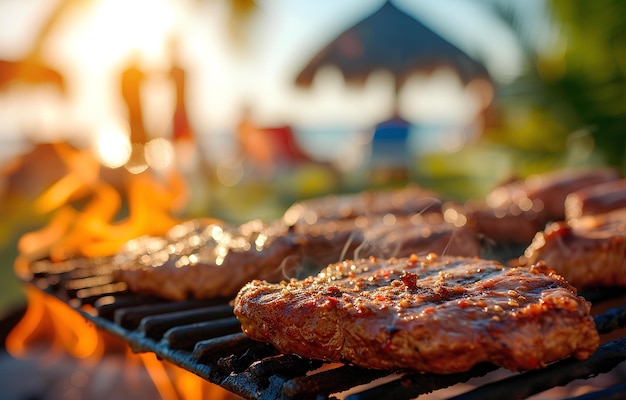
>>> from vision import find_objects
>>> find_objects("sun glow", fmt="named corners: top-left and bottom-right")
top-left (93, 118), bottom-right (132, 168)
top-left (75, 0), bottom-right (180, 66)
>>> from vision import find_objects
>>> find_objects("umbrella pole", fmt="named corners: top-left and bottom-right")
top-left (391, 77), bottom-right (401, 118)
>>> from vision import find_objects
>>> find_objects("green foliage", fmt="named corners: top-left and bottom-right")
top-left (487, 0), bottom-right (626, 170)
top-left (548, 0), bottom-right (626, 167)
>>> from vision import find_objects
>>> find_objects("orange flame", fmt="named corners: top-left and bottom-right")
top-left (8, 140), bottom-right (236, 397)
top-left (6, 286), bottom-right (106, 361)
top-left (16, 142), bottom-right (186, 264)
top-left (6, 287), bottom-right (238, 399)
top-left (8, 138), bottom-right (237, 396)
top-left (139, 354), bottom-right (240, 400)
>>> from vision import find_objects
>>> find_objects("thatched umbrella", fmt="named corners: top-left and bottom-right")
top-left (295, 1), bottom-right (493, 181)
top-left (294, 0), bottom-right (490, 95)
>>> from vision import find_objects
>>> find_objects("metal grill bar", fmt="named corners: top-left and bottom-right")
top-left (594, 304), bottom-right (626, 334)
top-left (114, 300), bottom-right (223, 329)
top-left (280, 364), bottom-right (389, 399)
top-left (345, 363), bottom-right (499, 400)
top-left (24, 258), bottom-right (626, 399)
top-left (449, 337), bottom-right (626, 400)
top-left (139, 304), bottom-right (234, 339)
top-left (164, 317), bottom-right (244, 350)
top-left (566, 382), bottom-right (626, 400)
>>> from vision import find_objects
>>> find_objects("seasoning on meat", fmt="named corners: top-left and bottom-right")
top-left (112, 219), bottom-right (302, 301)
top-left (518, 208), bottom-right (626, 290)
top-left (295, 210), bottom-right (481, 268)
top-left (234, 255), bottom-right (599, 373)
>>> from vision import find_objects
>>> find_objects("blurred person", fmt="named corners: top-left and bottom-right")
top-left (166, 36), bottom-right (210, 216)
top-left (368, 112), bottom-right (412, 185)
top-left (120, 51), bottom-right (148, 146)
top-left (236, 106), bottom-right (277, 179)
top-left (168, 37), bottom-right (194, 146)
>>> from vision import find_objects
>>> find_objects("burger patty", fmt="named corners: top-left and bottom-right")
top-left (234, 254), bottom-right (599, 373)
top-left (518, 208), bottom-right (626, 290)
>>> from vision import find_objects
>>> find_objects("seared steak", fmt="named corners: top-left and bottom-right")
top-left (295, 211), bottom-right (481, 268)
top-left (486, 167), bottom-right (619, 220)
top-left (234, 254), bottom-right (598, 373)
top-left (282, 185), bottom-right (442, 227)
top-left (112, 219), bottom-right (302, 301)
top-left (113, 211), bottom-right (482, 300)
top-left (565, 178), bottom-right (626, 220)
top-left (458, 167), bottom-right (620, 244)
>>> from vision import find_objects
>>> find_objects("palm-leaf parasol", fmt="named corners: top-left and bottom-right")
top-left (295, 0), bottom-right (490, 92)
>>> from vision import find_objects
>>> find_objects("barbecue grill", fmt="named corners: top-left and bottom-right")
top-left (25, 256), bottom-right (626, 400)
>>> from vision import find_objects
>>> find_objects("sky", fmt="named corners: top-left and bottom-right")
top-left (0, 0), bottom-right (549, 164)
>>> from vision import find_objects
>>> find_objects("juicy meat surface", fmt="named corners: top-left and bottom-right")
top-left (565, 178), bottom-right (626, 220)
top-left (458, 167), bottom-right (620, 244)
top-left (294, 211), bottom-right (481, 268)
top-left (112, 219), bottom-right (302, 301)
top-left (234, 255), bottom-right (599, 373)
top-left (519, 208), bottom-right (626, 290)
top-left (113, 212), bottom-right (481, 301)
top-left (282, 185), bottom-right (443, 227)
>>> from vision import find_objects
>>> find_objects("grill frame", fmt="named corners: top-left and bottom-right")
top-left (23, 256), bottom-right (626, 400)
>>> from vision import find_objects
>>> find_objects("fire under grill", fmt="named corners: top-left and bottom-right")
top-left (25, 256), bottom-right (626, 400)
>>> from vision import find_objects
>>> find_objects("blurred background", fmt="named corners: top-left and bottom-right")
top-left (0, 0), bottom-right (625, 316)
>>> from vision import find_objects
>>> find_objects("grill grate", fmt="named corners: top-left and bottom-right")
top-left (25, 257), bottom-right (626, 400)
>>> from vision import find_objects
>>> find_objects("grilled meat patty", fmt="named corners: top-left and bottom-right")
top-left (565, 178), bottom-right (626, 220)
top-left (486, 167), bottom-right (620, 221)
top-left (518, 208), bottom-right (626, 290)
top-left (294, 211), bottom-right (481, 268)
top-left (112, 219), bottom-right (302, 301)
top-left (113, 211), bottom-right (481, 301)
top-left (282, 185), bottom-right (443, 227)
top-left (447, 200), bottom-right (543, 246)
top-left (458, 167), bottom-right (620, 244)
top-left (234, 254), bottom-right (598, 373)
